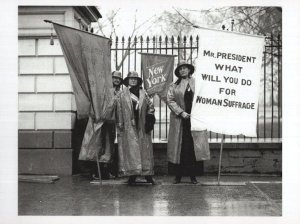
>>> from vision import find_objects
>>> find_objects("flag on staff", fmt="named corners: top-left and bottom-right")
top-left (53, 22), bottom-right (113, 120)
top-left (190, 28), bottom-right (265, 137)
top-left (52, 22), bottom-right (113, 161)
top-left (140, 53), bottom-right (175, 102)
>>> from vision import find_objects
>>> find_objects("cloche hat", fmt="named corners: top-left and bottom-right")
top-left (174, 60), bottom-right (195, 77)
top-left (112, 71), bottom-right (123, 80)
top-left (123, 71), bottom-right (143, 86)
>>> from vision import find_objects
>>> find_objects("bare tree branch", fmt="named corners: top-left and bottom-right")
top-left (115, 12), bottom-right (157, 70)
top-left (238, 8), bottom-right (265, 35)
top-left (95, 20), bottom-right (106, 36)
top-left (139, 16), bottom-right (160, 36)
top-left (108, 8), bottom-right (121, 38)
top-left (172, 7), bottom-right (199, 28)
top-left (116, 10), bottom-right (138, 70)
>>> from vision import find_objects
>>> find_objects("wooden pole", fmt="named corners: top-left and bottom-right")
top-left (95, 152), bottom-right (102, 185)
top-left (217, 134), bottom-right (225, 185)
top-left (91, 120), bottom-right (102, 185)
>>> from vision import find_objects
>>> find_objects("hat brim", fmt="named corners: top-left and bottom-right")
top-left (123, 76), bottom-right (143, 87)
top-left (175, 64), bottom-right (195, 77)
top-left (112, 75), bottom-right (123, 80)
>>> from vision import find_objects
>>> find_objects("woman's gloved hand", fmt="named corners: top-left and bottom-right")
top-left (145, 114), bottom-right (156, 133)
top-left (180, 111), bottom-right (190, 119)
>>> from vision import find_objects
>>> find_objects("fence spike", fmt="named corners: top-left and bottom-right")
top-left (165, 36), bottom-right (168, 44)
top-left (183, 35), bottom-right (187, 42)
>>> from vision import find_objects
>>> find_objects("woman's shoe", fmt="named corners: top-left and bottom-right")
top-left (173, 176), bottom-right (181, 184)
top-left (91, 173), bottom-right (100, 181)
top-left (145, 176), bottom-right (156, 185)
top-left (128, 176), bottom-right (137, 185)
top-left (190, 176), bottom-right (198, 184)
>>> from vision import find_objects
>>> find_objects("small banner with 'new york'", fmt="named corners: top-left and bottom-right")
top-left (140, 53), bottom-right (175, 102)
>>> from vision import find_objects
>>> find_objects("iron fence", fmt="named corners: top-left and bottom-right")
top-left (110, 34), bottom-right (282, 143)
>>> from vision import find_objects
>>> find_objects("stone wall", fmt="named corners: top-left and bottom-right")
top-left (153, 143), bottom-right (282, 175)
top-left (18, 130), bottom-right (73, 175)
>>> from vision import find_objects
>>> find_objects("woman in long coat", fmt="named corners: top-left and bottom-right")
top-left (80, 71), bottom-right (123, 180)
top-left (167, 60), bottom-right (210, 184)
top-left (117, 71), bottom-right (156, 185)
top-left (98, 71), bottom-right (124, 178)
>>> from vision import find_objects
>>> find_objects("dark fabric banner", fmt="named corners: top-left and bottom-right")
top-left (53, 23), bottom-right (113, 161)
top-left (141, 53), bottom-right (175, 102)
top-left (53, 23), bottom-right (113, 120)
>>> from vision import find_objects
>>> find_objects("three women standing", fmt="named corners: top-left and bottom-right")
top-left (167, 60), bottom-right (210, 184)
top-left (116, 71), bottom-right (156, 185)
top-left (114, 61), bottom-right (210, 185)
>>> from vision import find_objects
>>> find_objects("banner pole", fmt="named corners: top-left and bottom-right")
top-left (217, 134), bottom-right (225, 185)
top-left (91, 120), bottom-right (102, 185)
top-left (95, 152), bottom-right (102, 185)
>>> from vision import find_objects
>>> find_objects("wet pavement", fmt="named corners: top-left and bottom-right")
top-left (18, 175), bottom-right (282, 216)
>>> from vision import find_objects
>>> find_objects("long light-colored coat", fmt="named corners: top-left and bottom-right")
top-left (79, 88), bottom-right (118, 162)
top-left (98, 88), bottom-right (121, 163)
top-left (117, 87), bottom-right (155, 176)
top-left (167, 77), bottom-right (210, 164)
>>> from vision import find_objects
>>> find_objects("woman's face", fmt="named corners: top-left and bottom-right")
top-left (112, 77), bottom-right (122, 86)
top-left (179, 65), bottom-right (190, 78)
top-left (128, 77), bottom-right (138, 87)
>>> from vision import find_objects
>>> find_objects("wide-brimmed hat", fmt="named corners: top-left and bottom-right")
top-left (112, 71), bottom-right (123, 81)
top-left (174, 60), bottom-right (195, 77)
top-left (123, 71), bottom-right (143, 86)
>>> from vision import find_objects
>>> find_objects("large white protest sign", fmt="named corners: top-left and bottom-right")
top-left (191, 29), bottom-right (265, 137)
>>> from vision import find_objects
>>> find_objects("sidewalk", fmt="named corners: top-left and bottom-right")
top-left (18, 174), bottom-right (282, 216)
